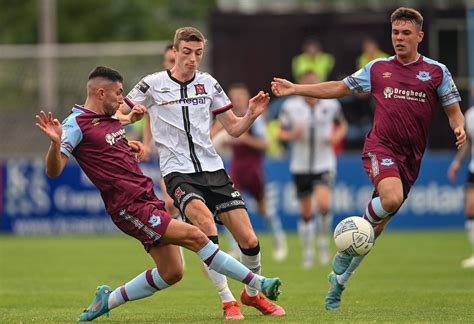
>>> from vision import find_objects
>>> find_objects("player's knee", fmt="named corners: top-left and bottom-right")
top-left (186, 226), bottom-right (209, 250)
top-left (319, 205), bottom-right (330, 215)
top-left (160, 267), bottom-right (183, 286)
top-left (237, 233), bottom-right (259, 250)
top-left (380, 194), bottom-right (403, 213)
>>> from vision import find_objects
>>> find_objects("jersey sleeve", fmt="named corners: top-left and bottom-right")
top-left (437, 65), bottom-right (461, 106)
top-left (343, 58), bottom-right (384, 93)
top-left (60, 115), bottom-right (83, 158)
top-left (210, 79), bottom-right (233, 115)
top-left (126, 75), bottom-right (154, 108)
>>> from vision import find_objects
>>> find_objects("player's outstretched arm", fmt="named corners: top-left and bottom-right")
top-left (444, 102), bottom-right (466, 150)
top-left (272, 78), bottom-right (351, 99)
top-left (35, 110), bottom-right (69, 178)
top-left (216, 91), bottom-right (270, 137)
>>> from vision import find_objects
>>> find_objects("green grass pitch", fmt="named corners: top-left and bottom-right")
top-left (1, 231), bottom-right (473, 323)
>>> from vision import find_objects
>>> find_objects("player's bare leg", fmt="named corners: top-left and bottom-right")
top-left (298, 195), bottom-right (315, 269)
top-left (78, 218), bottom-right (282, 321)
top-left (256, 197), bottom-right (287, 262)
top-left (183, 199), bottom-right (243, 320)
top-left (462, 188), bottom-right (474, 268)
top-left (220, 209), bottom-right (286, 316)
top-left (160, 177), bottom-right (186, 267)
top-left (314, 185), bottom-right (332, 265)
top-left (326, 177), bottom-right (402, 311)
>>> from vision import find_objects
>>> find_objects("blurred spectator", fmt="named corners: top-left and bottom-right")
top-left (340, 37), bottom-right (388, 149)
top-left (356, 37), bottom-right (389, 69)
top-left (292, 37), bottom-right (335, 82)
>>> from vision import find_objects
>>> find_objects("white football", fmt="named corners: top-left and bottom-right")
top-left (333, 216), bottom-right (375, 256)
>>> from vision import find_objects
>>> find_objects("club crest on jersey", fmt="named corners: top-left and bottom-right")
top-left (175, 187), bottom-right (185, 201)
top-left (148, 214), bottom-right (162, 228)
top-left (416, 71), bottom-right (431, 82)
top-left (194, 83), bottom-right (207, 95)
top-left (381, 158), bottom-right (394, 166)
top-left (383, 87), bottom-right (394, 98)
top-left (382, 72), bottom-right (392, 78)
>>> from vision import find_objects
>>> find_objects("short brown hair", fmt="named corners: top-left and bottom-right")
top-left (391, 7), bottom-right (423, 30)
top-left (173, 27), bottom-right (206, 49)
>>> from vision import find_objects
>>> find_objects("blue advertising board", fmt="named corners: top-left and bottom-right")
top-left (0, 154), bottom-right (466, 234)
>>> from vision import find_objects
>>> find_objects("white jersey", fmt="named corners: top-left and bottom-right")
top-left (279, 96), bottom-right (344, 174)
top-left (465, 107), bottom-right (474, 172)
top-left (126, 70), bottom-right (232, 176)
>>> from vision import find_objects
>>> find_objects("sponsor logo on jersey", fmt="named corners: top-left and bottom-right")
top-left (214, 82), bottom-right (223, 93)
top-left (416, 71), bottom-right (431, 81)
top-left (105, 128), bottom-right (126, 145)
top-left (194, 83), bottom-right (207, 95)
top-left (449, 79), bottom-right (459, 93)
top-left (148, 214), bottom-right (162, 228)
top-left (175, 187), bottom-right (185, 201)
top-left (382, 72), bottom-right (392, 78)
top-left (136, 80), bottom-right (150, 94)
top-left (159, 96), bottom-right (207, 106)
top-left (381, 158), bottom-right (394, 166)
top-left (383, 87), bottom-right (426, 102)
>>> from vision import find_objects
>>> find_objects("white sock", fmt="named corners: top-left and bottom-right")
top-left (203, 264), bottom-right (236, 303)
top-left (298, 219), bottom-right (315, 257)
top-left (466, 219), bottom-right (474, 254)
top-left (240, 251), bottom-right (261, 297)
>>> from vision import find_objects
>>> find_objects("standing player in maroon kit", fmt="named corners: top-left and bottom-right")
top-left (227, 83), bottom-right (288, 262)
top-left (35, 66), bottom-right (282, 321)
top-left (272, 7), bottom-right (466, 310)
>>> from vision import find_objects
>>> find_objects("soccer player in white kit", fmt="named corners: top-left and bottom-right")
top-left (278, 71), bottom-right (347, 269)
top-left (119, 27), bottom-right (286, 320)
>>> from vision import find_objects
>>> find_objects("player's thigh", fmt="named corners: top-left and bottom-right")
top-left (219, 208), bottom-right (258, 248)
top-left (159, 218), bottom-right (209, 252)
top-left (465, 187), bottom-right (474, 215)
top-left (183, 199), bottom-right (218, 235)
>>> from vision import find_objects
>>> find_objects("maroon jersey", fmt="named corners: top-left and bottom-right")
top-left (230, 116), bottom-right (266, 171)
top-left (229, 117), bottom-right (267, 201)
top-left (344, 55), bottom-right (461, 187)
top-left (60, 105), bottom-right (154, 214)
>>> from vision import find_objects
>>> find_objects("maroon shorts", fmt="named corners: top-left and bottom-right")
top-left (111, 192), bottom-right (171, 252)
top-left (231, 167), bottom-right (265, 202)
top-left (361, 151), bottom-right (417, 198)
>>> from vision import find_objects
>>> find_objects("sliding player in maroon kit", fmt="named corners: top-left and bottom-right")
top-left (272, 7), bottom-right (466, 310)
top-left (36, 66), bottom-right (282, 321)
